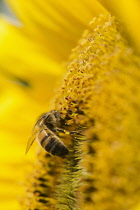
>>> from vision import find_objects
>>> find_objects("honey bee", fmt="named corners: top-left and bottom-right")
top-left (26, 110), bottom-right (69, 157)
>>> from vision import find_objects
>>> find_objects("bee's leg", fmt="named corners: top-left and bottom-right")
top-left (69, 131), bottom-right (80, 135)
top-left (55, 127), bottom-right (82, 136)
top-left (55, 127), bottom-right (70, 134)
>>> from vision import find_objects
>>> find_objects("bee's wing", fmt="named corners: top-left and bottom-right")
top-left (25, 131), bottom-right (37, 155)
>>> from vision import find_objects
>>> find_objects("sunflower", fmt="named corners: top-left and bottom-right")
top-left (0, 1), bottom-right (140, 210)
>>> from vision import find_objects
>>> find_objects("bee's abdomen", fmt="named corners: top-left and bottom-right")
top-left (37, 129), bottom-right (50, 146)
top-left (44, 137), bottom-right (56, 152)
top-left (38, 129), bottom-right (69, 157)
top-left (40, 133), bottom-right (51, 145)
top-left (45, 137), bottom-right (69, 157)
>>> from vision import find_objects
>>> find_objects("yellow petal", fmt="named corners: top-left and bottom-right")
top-left (7, 0), bottom-right (107, 61)
top-left (0, 18), bottom-right (65, 103)
top-left (0, 19), bottom-right (65, 75)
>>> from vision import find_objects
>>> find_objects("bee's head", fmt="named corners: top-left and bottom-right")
top-left (43, 111), bottom-right (62, 130)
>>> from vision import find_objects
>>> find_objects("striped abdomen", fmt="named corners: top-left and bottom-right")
top-left (37, 129), bottom-right (69, 157)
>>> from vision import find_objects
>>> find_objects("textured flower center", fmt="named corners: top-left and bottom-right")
top-left (25, 14), bottom-right (140, 210)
